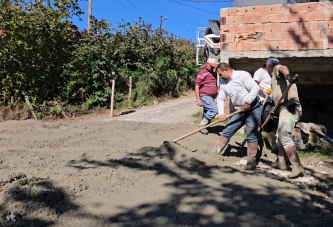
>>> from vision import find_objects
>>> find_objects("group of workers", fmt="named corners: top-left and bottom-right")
top-left (195, 57), bottom-right (305, 179)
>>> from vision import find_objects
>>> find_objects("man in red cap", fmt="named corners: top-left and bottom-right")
top-left (195, 58), bottom-right (218, 134)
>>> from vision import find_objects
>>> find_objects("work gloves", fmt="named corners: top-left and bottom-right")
top-left (286, 74), bottom-right (298, 84)
top-left (263, 88), bottom-right (272, 95)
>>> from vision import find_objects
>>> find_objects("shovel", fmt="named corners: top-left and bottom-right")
top-left (257, 74), bottom-right (298, 154)
top-left (164, 109), bottom-right (243, 145)
top-left (260, 74), bottom-right (298, 132)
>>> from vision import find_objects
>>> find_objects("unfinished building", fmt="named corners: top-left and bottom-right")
top-left (219, 1), bottom-right (333, 135)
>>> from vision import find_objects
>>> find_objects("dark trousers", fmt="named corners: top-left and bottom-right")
top-left (262, 102), bottom-right (275, 133)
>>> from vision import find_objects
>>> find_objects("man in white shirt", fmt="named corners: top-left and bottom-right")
top-left (253, 64), bottom-right (277, 162)
top-left (215, 63), bottom-right (261, 170)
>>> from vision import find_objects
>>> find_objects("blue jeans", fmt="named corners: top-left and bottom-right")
top-left (221, 104), bottom-right (262, 143)
top-left (200, 95), bottom-right (218, 121)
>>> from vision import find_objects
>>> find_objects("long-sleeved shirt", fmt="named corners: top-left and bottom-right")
top-left (253, 67), bottom-right (272, 103)
top-left (217, 70), bottom-right (259, 115)
top-left (195, 68), bottom-right (218, 97)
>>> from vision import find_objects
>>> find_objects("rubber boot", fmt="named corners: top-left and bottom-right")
top-left (199, 117), bottom-right (209, 135)
top-left (214, 136), bottom-right (229, 155)
top-left (266, 131), bottom-right (278, 162)
top-left (271, 145), bottom-right (289, 171)
top-left (243, 143), bottom-right (258, 170)
top-left (285, 146), bottom-right (305, 178)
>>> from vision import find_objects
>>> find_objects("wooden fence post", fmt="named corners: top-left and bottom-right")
top-left (109, 79), bottom-right (115, 117)
top-left (22, 88), bottom-right (37, 120)
top-left (128, 76), bottom-right (132, 102)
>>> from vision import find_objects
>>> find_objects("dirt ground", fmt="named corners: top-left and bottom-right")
top-left (1, 94), bottom-right (333, 227)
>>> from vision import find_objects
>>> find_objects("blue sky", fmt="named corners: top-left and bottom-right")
top-left (72, 0), bottom-right (234, 41)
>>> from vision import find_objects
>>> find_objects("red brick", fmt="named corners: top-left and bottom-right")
top-left (281, 23), bottom-right (291, 32)
top-left (282, 32), bottom-right (291, 41)
top-left (277, 41), bottom-right (288, 50)
top-left (228, 42), bottom-right (237, 51)
top-left (299, 33), bottom-right (311, 43)
top-left (308, 41), bottom-right (324, 50)
top-left (220, 25), bottom-right (229, 32)
top-left (237, 42), bottom-right (243, 51)
top-left (245, 24), bottom-right (255, 33)
top-left (260, 15), bottom-right (270, 23)
top-left (270, 5), bottom-right (280, 14)
top-left (221, 43), bottom-right (229, 51)
top-left (307, 3), bottom-right (320, 12)
top-left (321, 30), bottom-right (329, 39)
top-left (245, 7), bottom-right (255, 15)
top-left (237, 24), bottom-right (246, 33)
top-left (277, 14), bottom-right (290, 23)
top-left (229, 25), bottom-right (237, 33)
top-left (243, 15), bottom-right (252, 24)
top-left (329, 21), bottom-right (333, 29)
top-left (288, 40), bottom-right (298, 50)
top-left (264, 23), bottom-right (272, 32)
top-left (309, 21), bottom-right (319, 31)
top-left (269, 41), bottom-right (279, 50)
top-left (288, 13), bottom-right (299, 22)
top-left (290, 22), bottom-right (300, 32)
top-left (268, 14), bottom-right (279, 23)
top-left (235, 15), bottom-right (243, 24)
top-left (226, 16), bottom-right (235, 25)
top-left (220, 9), bottom-right (228, 17)
top-left (290, 3), bottom-right (311, 13)
top-left (319, 2), bottom-right (333, 10)
top-left (264, 32), bottom-right (274, 41)
top-left (254, 6), bottom-right (270, 15)
top-left (228, 8), bottom-right (237, 16)
top-left (237, 7), bottom-right (247, 16)
top-left (252, 15), bottom-right (261, 24)
top-left (271, 23), bottom-right (282, 32)
top-left (226, 33), bottom-right (235, 43)
top-left (319, 21), bottom-right (329, 30)
top-left (297, 12), bottom-right (315, 22)
top-left (274, 32), bottom-right (283, 41)
top-left (252, 42), bottom-right (261, 51)
top-left (299, 22), bottom-right (310, 31)
top-left (220, 34), bottom-right (226, 42)
top-left (310, 30), bottom-right (321, 41)
top-left (254, 23), bottom-right (264, 32)
top-left (243, 42), bottom-right (252, 51)
top-left (281, 4), bottom-right (291, 14)
top-left (323, 10), bottom-right (333, 21)
top-left (313, 11), bottom-right (326, 21)
top-left (260, 41), bottom-right (270, 50)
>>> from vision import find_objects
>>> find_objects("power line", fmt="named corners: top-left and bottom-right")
top-left (126, 0), bottom-right (191, 35)
top-left (182, 0), bottom-right (227, 1)
top-left (117, 0), bottom-right (139, 18)
top-left (169, 0), bottom-right (220, 15)
top-left (126, 0), bottom-right (152, 17)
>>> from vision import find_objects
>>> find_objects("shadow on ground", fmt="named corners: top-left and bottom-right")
top-left (66, 143), bottom-right (333, 227)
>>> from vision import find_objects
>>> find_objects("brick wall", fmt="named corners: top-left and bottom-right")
top-left (220, 2), bottom-right (333, 51)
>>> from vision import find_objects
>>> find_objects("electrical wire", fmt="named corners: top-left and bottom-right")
top-left (126, 0), bottom-right (191, 36)
top-left (126, 0), bottom-right (151, 17)
top-left (117, 0), bottom-right (140, 18)
top-left (169, 0), bottom-right (220, 15)
top-left (182, 0), bottom-right (232, 2)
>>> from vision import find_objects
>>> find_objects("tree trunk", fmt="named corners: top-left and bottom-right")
top-left (22, 88), bottom-right (37, 120)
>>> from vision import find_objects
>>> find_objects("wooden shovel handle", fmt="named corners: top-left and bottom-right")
top-left (172, 109), bottom-right (243, 143)
top-left (260, 74), bottom-right (298, 131)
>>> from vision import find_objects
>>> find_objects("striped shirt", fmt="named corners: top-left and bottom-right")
top-left (195, 68), bottom-right (218, 97)
top-left (217, 70), bottom-right (259, 115)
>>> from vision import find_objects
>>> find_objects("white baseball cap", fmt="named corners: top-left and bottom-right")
top-left (207, 58), bottom-right (217, 67)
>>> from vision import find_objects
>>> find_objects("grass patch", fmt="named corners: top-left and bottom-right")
top-left (191, 111), bottom-right (227, 125)
top-left (298, 143), bottom-right (333, 160)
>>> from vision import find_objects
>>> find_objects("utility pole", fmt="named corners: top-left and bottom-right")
top-left (159, 16), bottom-right (166, 30)
top-left (88, 0), bottom-right (92, 31)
